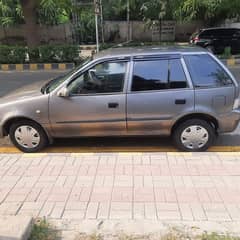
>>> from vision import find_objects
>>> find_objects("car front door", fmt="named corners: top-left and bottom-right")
top-left (126, 56), bottom-right (194, 135)
top-left (49, 60), bottom-right (129, 137)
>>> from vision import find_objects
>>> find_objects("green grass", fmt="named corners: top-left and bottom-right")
top-left (28, 220), bottom-right (240, 240)
top-left (28, 219), bottom-right (59, 240)
top-left (201, 232), bottom-right (240, 240)
top-left (75, 232), bottom-right (240, 240)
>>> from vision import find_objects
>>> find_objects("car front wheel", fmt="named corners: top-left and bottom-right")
top-left (173, 119), bottom-right (216, 152)
top-left (9, 120), bottom-right (48, 153)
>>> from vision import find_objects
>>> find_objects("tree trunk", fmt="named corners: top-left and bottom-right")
top-left (20, 0), bottom-right (40, 47)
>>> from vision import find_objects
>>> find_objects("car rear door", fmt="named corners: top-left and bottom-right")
top-left (126, 55), bottom-right (194, 135)
top-left (184, 53), bottom-right (236, 118)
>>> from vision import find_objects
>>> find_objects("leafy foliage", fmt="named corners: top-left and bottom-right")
top-left (0, 45), bottom-right (27, 64)
top-left (74, 6), bottom-right (96, 44)
top-left (0, 0), bottom-right (23, 26)
top-left (103, 0), bottom-right (240, 24)
top-left (103, 0), bottom-right (146, 21)
top-left (1, 0), bottom-right (240, 28)
top-left (0, 0), bottom-right (71, 26)
top-left (0, 44), bottom-right (80, 64)
top-left (28, 219), bottom-right (58, 240)
top-left (38, 0), bottom-right (72, 25)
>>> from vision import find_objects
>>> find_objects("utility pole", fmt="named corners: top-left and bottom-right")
top-left (99, 0), bottom-right (104, 44)
top-left (94, 0), bottom-right (100, 52)
top-left (127, 0), bottom-right (130, 42)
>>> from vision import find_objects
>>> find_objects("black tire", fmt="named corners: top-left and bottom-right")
top-left (172, 119), bottom-right (216, 152)
top-left (9, 120), bottom-right (48, 153)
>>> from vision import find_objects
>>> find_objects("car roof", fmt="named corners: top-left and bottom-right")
top-left (200, 27), bottom-right (240, 31)
top-left (94, 46), bottom-right (207, 59)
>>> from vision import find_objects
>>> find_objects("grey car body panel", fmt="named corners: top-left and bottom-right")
top-left (126, 89), bottom-right (194, 135)
top-left (49, 93), bottom-right (127, 137)
top-left (0, 46), bottom-right (239, 140)
top-left (0, 82), bottom-right (51, 139)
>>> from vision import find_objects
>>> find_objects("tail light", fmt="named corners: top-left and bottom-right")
top-left (233, 98), bottom-right (240, 110)
top-left (193, 37), bottom-right (199, 43)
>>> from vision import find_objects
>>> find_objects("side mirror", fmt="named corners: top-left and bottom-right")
top-left (57, 87), bottom-right (70, 97)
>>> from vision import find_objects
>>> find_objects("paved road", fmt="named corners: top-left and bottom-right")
top-left (0, 71), bottom-right (66, 97)
top-left (0, 67), bottom-right (239, 151)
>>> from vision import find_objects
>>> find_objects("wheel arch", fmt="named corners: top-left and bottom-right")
top-left (171, 113), bottom-right (219, 136)
top-left (2, 117), bottom-right (52, 143)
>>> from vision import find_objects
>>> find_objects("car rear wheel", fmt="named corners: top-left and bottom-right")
top-left (9, 120), bottom-right (48, 153)
top-left (173, 119), bottom-right (216, 152)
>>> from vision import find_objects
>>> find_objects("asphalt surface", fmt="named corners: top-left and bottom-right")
top-left (0, 67), bottom-right (239, 151)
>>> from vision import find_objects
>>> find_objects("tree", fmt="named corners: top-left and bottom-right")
top-left (0, 0), bottom-right (72, 47)
top-left (19, 0), bottom-right (72, 47)
top-left (19, 0), bottom-right (39, 47)
top-left (0, 0), bottom-right (23, 27)
top-left (141, 0), bottom-right (167, 41)
top-left (103, 0), bottom-right (145, 21)
top-left (174, 0), bottom-right (240, 24)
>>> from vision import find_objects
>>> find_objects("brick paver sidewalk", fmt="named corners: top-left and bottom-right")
top-left (0, 152), bottom-right (240, 222)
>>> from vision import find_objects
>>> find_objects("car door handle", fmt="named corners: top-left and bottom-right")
top-left (175, 99), bottom-right (186, 105)
top-left (108, 102), bottom-right (119, 108)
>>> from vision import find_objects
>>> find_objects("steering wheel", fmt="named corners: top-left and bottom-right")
top-left (88, 69), bottom-right (102, 87)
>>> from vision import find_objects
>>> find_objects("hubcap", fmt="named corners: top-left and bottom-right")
top-left (181, 125), bottom-right (209, 150)
top-left (14, 125), bottom-right (40, 149)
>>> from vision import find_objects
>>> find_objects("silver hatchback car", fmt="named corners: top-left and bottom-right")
top-left (0, 46), bottom-right (240, 153)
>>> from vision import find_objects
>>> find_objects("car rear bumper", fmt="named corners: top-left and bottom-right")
top-left (0, 131), bottom-right (3, 138)
top-left (218, 109), bottom-right (240, 133)
top-left (0, 121), bottom-right (4, 138)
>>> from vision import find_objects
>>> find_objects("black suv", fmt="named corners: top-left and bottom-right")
top-left (190, 28), bottom-right (240, 54)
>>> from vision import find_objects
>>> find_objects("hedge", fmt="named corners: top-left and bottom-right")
top-left (0, 44), bottom-right (81, 64)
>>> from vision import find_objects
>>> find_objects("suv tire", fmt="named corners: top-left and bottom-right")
top-left (9, 120), bottom-right (48, 153)
top-left (173, 119), bottom-right (216, 152)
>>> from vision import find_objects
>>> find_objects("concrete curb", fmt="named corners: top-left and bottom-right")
top-left (221, 58), bottom-right (240, 67)
top-left (0, 63), bottom-right (75, 71)
top-left (51, 219), bottom-right (240, 240)
top-left (0, 216), bottom-right (33, 240)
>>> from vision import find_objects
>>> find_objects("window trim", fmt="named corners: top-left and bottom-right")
top-left (128, 56), bottom-right (192, 93)
top-left (66, 59), bottom-right (130, 97)
top-left (183, 53), bottom-right (236, 89)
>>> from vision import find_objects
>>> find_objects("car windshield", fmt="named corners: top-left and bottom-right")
top-left (41, 58), bottom-right (91, 94)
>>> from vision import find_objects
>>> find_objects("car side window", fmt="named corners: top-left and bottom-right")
top-left (233, 30), bottom-right (240, 37)
top-left (68, 61), bottom-right (127, 95)
top-left (184, 54), bottom-right (233, 88)
top-left (200, 30), bottom-right (213, 38)
top-left (131, 58), bottom-right (188, 92)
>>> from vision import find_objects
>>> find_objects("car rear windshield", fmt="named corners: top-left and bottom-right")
top-left (200, 28), bottom-right (239, 38)
top-left (184, 54), bottom-right (233, 88)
